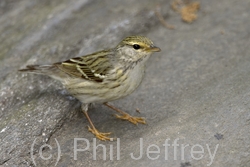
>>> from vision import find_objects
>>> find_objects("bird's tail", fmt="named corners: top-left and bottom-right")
top-left (19, 65), bottom-right (70, 83)
top-left (19, 65), bottom-right (57, 75)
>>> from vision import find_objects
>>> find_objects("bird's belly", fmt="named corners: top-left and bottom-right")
top-left (73, 80), bottom-right (141, 104)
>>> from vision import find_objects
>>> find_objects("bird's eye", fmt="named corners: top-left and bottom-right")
top-left (133, 44), bottom-right (141, 50)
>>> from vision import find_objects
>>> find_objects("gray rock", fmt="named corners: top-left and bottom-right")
top-left (0, 0), bottom-right (250, 166)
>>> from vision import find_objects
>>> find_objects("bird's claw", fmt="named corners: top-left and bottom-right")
top-left (87, 126), bottom-right (113, 141)
top-left (115, 114), bottom-right (146, 125)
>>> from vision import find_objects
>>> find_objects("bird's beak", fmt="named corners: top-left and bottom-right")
top-left (146, 45), bottom-right (161, 52)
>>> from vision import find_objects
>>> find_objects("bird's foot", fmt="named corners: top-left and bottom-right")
top-left (87, 126), bottom-right (113, 141)
top-left (115, 113), bottom-right (146, 125)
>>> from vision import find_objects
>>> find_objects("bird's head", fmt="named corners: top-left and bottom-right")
top-left (115, 36), bottom-right (161, 63)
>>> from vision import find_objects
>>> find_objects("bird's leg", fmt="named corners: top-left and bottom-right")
top-left (81, 104), bottom-right (112, 141)
top-left (103, 102), bottom-right (146, 125)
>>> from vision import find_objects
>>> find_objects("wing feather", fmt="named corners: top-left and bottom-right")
top-left (54, 50), bottom-right (113, 82)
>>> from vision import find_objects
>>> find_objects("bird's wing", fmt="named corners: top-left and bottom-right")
top-left (54, 50), bottom-right (113, 82)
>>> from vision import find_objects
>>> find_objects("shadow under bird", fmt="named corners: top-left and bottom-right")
top-left (19, 35), bottom-right (161, 141)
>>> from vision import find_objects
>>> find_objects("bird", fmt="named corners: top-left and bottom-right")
top-left (19, 35), bottom-right (161, 141)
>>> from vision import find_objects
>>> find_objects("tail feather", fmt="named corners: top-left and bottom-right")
top-left (19, 65), bottom-right (70, 82)
top-left (19, 65), bottom-right (56, 75)
top-left (18, 65), bottom-right (54, 72)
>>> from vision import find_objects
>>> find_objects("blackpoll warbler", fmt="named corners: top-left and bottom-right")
top-left (19, 36), bottom-right (161, 140)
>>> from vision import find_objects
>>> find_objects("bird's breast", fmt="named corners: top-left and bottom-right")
top-left (103, 62), bottom-right (146, 101)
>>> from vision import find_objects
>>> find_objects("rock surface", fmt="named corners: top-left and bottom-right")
top-left (0, 0), bottom-right (250, 166)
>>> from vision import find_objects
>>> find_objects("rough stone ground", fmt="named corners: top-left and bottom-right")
top-left (0, 0), bottom-right (250, 166)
